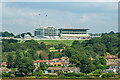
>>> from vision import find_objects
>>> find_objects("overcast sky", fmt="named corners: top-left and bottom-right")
top-left (2, 2), bottom-right (118, 35)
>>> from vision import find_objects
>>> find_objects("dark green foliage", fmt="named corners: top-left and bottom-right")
top-left (38, 63), bottom-right (48, 71)
top-left (14, 34), bottom-right (20, 38)
top-left (72, 40), bottom-right (80, 45)
top-left (63, 47), bottom-right (77, 58)
top-left (33, 70), bottom-right (43, 77)
top-left (39, 42), bottom-right (48, 51)
top-left (23, 40), bottom-right (39, 50)
top-left (2, 39), bottom-right (18, 43)
top-left (1, 31), bottom-right (14, 37)
top-left (101, 72), bottom-right (114, 78)
top-left (118, 52), bottom-right (120, 58)
top-left (2, 73), bottom-right (11, 78)
top-left (18, 57), bottom-right (35, 75)
top-left (64, 72), bottom-right (86, 77)
top-left (70, 53), bottom-right (95, 73)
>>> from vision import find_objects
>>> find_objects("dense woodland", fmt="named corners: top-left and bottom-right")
top-left (1, 31), bottom-right (120, 78)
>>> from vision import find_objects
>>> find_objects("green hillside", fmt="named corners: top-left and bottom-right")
top-left (37, 40), bottom-right (83, 46)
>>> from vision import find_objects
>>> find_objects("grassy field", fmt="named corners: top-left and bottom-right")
top-left (37, 40), bottom-right (83, 46)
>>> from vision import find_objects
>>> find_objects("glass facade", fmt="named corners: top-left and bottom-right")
top-left (34, 26), bottom-right (58, 37)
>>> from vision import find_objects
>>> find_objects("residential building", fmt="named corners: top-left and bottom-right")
top-left (34, 57), bottom-right (69, 67)
top-left (47, 67), bottom-right (68, 73)
top-left (1, 62), bottom-right (7, 67)
top-left (47, 67), bottom-right (80, 73)
top-left (106, 55), bottom-right (117, 65)
top-left (109, 59), bottom-right (120, 73)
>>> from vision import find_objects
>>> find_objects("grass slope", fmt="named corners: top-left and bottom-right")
top-left (37, 40), bottom-right (83, 46)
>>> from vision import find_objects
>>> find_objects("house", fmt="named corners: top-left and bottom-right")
top-left (106, 55), bottom-right (117, 65)
top-left (47, 67), bottom-right (80, 73)
top-left (0, 67), bottom-right (11, 73)
top-left (103, 69), bottom-right (117, 73)
top-left (1, 62), bottom-right (7, 67)
top-left (109, 59), bottom-right (120, 73)
top-left (50, 57), bottom-right (69, 66)
top-left (34, 60), bottom-right (49, 66)
top-left (67, 67), bottom-right (80, 73)
top-left (34, 57), bottom-right (69, 67)
top-left (47, 67), bottom-right (68, 73)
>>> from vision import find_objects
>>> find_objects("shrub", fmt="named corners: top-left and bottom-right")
top-left (33, 70), bottom-right (43, 77)
top-left (101, 72), bottom-right (114, 78)
top-left (10, 74), bottom-right (15, 78)
top-left (64, 72), bottom-right (86, 77)
top-left (89, 69), bottom-right (102, 75)
top-left (43, 74), bottom-right (58, 77)
top-left (2, 73), bottom-right (11, 78)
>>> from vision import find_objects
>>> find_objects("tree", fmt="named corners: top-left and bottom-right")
top-left (18, 57), bottom-right (35, 75)
top-left (118, 52), bottom-right (120, 58)
top-left (34, 70), bottom-right (43, 77)
top-left (93, 43), bottom-right (106, 56)
top-left (39, 42), bottom-right (48, 51)
top-left (15, 51), bottom-right (24, 68)
top-left (1, 31), bottom-right (14, 37)
top-left (72, 40), bottom-right (80, 45)
top-left (99, 56), bottom-right (106, 66)
top-left (38, 63), bottom-right (48, 71)
top-left (63, 47), bottom-right (76, 58)
top-left (7, 52), bottom-right (16, 68)
top-left (70, 53), bottom-right (93, 73)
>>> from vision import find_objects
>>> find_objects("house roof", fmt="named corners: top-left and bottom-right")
top-left (0, 67), bottom-right (10, 73)
top-left (61, 57), bottom-right (68, 59)
top-left (106, 55), bottom-right (117, 59)
top-left (1, 62), bottom-right (7, 66)
top-left (68, 67), bottom-right (80, 71)
top-left (34, 60), bottom-right (49, 63)
top-left (47, 67), bottom-right (67, 70)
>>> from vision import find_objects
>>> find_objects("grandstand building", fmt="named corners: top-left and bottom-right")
top-left (34, 26), bottom-right (58, 39)
top-left (34, 27), bottom-right (91, 39)
top-left (58, 28), bottom-right (91, 39)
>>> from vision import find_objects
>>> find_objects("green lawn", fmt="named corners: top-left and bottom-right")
top-left (37, 40), bottom-right (83, 46)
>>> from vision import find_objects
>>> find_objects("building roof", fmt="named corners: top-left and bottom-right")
top-left (58, 28), bottom-right (89, 30)
top-left (47, 67), bottom-right (67, 70)
top-left (106, 55), bottom-right (117, 59)
top-left (61, 57), bottom-right (68, 59)
top-left (0, 67), bottom-right (11, 73)
top-left (34, 60), bottom-right (49, 63)
top-left (35, 26), bottom-right (55, 30)
top-left (1, 62), bottom-right (7, 66)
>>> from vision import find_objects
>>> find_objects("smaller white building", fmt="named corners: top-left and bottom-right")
top-left (24, 34), bottom-right (31, 39)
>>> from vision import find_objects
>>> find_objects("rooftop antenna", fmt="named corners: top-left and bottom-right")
top-left (45, 9), bottom-right (48, 26)
top-left (46, 14), bottom-right (48, 26)
top-left (38, 13), bottom-right (41, 27)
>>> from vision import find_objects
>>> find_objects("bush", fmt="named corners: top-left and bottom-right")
top-left (64, 72), bottom-right (86, 77)
top-left (101, 72), bottom-right (114, 78)
top-left (43, 74), bottom-right (58, 77)
top-left (33, 70), bottom-right (43, 77)
top-left (89, 69), bottom-right (102, 75)
top-left (10, 74), bottom-right (15, 78)
top-left (2, 73), bottom-right (11, 78)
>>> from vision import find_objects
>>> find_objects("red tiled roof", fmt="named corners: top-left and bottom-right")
top-left (61, 57), bottom-right (68, 59)
top-left (34, 60), bottom-right (49, 63)
top-left (1, 62), bottom-right (7, 66)
top-left (106, 55), bottom-right (117, 59)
